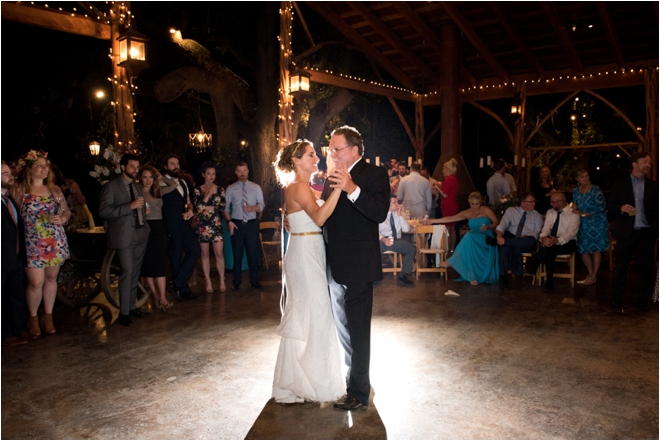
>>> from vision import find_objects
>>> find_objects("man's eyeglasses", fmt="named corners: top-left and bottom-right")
top-left (521, 199), bottom-right (536, 203)
top-left (329, 146), bottom-right (351, 154)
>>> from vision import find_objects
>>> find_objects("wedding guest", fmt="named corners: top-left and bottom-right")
top-left (379, 195), bottom-right (416, 285)
top-left (192, 162), bottom-right (227, 293)
top-left (608, 152), bottom-right (658, 311)
top-left (571, 167), bottom-right (609, 286)
top-left (438, 158), bottom-right (460, 253)
top-left (532, 166), bottom-right (555, 215)
top-left (420, 167), bottom-right (440, 218)
top-left (161, 155), bottom-right (201, 300)
top-left (427, 192), bottom-right (499, 285)
top-left (2, 160), bottom-right (36, 346)
top-left (396, 162), bottom-right (432, 218)
top-left (223, 161), bottom-right (265, 292)
top-left (139, 165), bottom-right (178, 310)
top-left (486, 159), bottom-right (512, 208)
top-left (12, 150), bottom-right (70, 335)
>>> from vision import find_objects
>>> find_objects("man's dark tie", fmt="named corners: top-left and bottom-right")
top-left (550, 210), bottom-right (562, 237)
top-left (390, 213), bottom-right (398, 240)
top-left (515, 211), bottom-right (527, 237)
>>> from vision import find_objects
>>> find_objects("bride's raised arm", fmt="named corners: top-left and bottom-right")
top-left (287, 182), bottom-right (341, 227)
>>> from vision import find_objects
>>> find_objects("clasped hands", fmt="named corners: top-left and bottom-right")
top-left (540, 236), bottom-right (559, 247)
top-left (327, 168), bottom-right (356, 194)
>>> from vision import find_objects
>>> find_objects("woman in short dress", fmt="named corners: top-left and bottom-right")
top-left (437, 158), bottom-right (460, 253)
top-left (192, 162), bottom-right (227, 293)
top-left (139, 165), bottom-right (178, 310)
top-left (12, 150), bottom-right (70, 336)
top-left (571, 167), bottom-right (609, 286)
top-left (532, 166), bottom-right (555, 215)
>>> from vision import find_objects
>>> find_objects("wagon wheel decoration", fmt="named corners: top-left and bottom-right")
top-left (101, 249), bottom-right (151, 309)
top-left (57, 261), bottom-right (102, 307)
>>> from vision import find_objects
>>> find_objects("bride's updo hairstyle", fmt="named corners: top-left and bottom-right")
top-left (273, 139), bottom-right (312, 187)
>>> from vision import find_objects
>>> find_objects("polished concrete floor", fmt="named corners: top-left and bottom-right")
top-left (2, 258), bottom-right (658, 439)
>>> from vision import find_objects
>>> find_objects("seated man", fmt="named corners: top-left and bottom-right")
top-left (379, 195), bottom-right (416, 285)
top-left (525, 192), bottom-right (580, 292)
top-left (495, 192), bottom-right (543, 290)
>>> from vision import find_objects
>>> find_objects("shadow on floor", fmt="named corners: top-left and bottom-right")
top-left (245, 389), bottom-right (386, 440)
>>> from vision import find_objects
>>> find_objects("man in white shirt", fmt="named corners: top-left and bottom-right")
top-left (525, 192), bottom-right (580, 292)
top-left (486, 159), bottom-right (512, 207)
top-left (397, 162), bottom-right (432, 218)
top-left (379, 195), bottom-right (416, 285)
top-left (495, 192), bottom-right (543, 290)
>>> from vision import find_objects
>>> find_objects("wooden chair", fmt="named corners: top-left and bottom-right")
top-left (538, 252), bottom-right (575, 287)
top-left (381, 251), bottom-right (402, 277)
top-left (607, 230), bottom-right (617, 272)
top-left (414, 225), bottom-right (447, 281)
top-left (521, 253), bottom-right (538, 285)
top-left (259, 221), bottom-right (281, 270)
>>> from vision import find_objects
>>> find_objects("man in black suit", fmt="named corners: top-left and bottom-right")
top-left (161, 155), bottom-right (201, 300)
top-left (99, 154), bottom-right (152, 326)
top-left (608, 152), bottom-right (658, 311)
top-left (322, 126), bottom-right (390, 411)
top-left (1, 160), bottom-right (36, 346)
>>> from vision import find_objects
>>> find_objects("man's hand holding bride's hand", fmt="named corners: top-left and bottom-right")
top-left (282, 214), bottom-right (291, 233)
top-left (328, 169), bottom-right (357, 194)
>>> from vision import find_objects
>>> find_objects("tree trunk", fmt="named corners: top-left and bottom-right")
top-left (306, 88), bottom-right (356, 149)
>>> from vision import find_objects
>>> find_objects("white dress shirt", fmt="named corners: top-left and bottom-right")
top-left (378, 211), bottom-right (410, 239)
top-left (540, 207), bottom-right (580, 245)
top-left (496, 206), bottom-right (543, 239)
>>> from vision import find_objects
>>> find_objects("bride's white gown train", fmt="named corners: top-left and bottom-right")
top-left (272, 203), bottom-right (345, 403)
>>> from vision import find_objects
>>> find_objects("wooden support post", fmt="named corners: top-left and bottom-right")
top-left (110, 3), bottom-right (135, 152)
top-left (278, 2), bottom-right (294, 149)
top-left (513, 84), bottom-right (527, 191)
top-left (645, 68), bottom-right (658, 181)
top-left (415, 95), bottom-right (424, 163)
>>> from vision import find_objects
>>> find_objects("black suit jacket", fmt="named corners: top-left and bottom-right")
top-left (608, 174), bottom-right (658, 241)
top-left (322, 159), bottom-right (390, 285)
top-left (2, 194), bottom-right (26, 272)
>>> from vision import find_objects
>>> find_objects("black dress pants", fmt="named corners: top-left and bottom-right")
top-left (535, 240), bottom-right (577, 286)
top-left (612, 228), bottom-right (657, 307)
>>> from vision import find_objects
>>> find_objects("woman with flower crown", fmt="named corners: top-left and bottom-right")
top-left (11, 150), bottom-right (70, 336)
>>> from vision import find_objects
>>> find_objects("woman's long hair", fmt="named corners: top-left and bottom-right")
top-left (20, 155), bottom-right (55, 194)
top-left (537, 166), bottom-right (554, 185)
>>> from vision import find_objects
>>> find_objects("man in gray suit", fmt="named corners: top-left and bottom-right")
top-left (99, 154), bottom-right (151, 326)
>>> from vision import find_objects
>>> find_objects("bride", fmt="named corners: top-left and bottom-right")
top-left (271, 140), bottom-right (345, 403)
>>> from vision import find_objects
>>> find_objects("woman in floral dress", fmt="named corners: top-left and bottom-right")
top-left (12, 150), bottom-right (70, 336)
top-left (192, 162), bottom-right (227, 293)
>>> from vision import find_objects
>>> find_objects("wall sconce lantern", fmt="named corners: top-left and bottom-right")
top-left (289, 69), bottom-right (311, 95)
top-left (117, 29), bottom-right (150, 77)
top-left (89, 140), bottom-right (101, 156)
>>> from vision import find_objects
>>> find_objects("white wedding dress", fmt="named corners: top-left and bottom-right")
top-left (272, 202), bottom-right (345, 403)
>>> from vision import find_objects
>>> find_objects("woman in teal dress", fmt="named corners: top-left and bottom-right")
top-left (426, 191), bottom-right (499, 285)
top-left (571, 167), bottom-right (609, 286)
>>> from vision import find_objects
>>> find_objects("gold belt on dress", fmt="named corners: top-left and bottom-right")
top-left (290, 231), bottom-right (322, 236)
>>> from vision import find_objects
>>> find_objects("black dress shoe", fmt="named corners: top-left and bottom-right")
top-left (397, 275), bottom-right (414, 285)
top-left (498, 277), bottom-right (509, 291)
top-left (167, 282), bottom-right (183, 300)
top-left (485, 236), bottom-right (498, 247)
top-left (129, 309), bottom-right (152, 318)
top-left (117, 314), bottom-right (132, 326)
top-left (251, 282), bottom-right (264, 290)
top-left (180, 292), bottom-right (201, 300)
top-left (541, 283), bottom-right (554, 293)
top-left (231, 284), bottom-right (240, 292)
top-left (333, 396), bottom-right (367, 412)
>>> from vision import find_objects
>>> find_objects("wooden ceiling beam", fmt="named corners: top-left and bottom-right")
top-left (597, 2), bottom-right (626, 70)
top-left (346, 2), bottom-right (441, 88)
top-left (439, 1), bottom-right (510, 84)
top-left (304, 68), bottom-right (416, 102)
top-left (392, 2), bottom-right (477, 88)
top-left (1, 2), bottom-right (110, 40)
top-left (304, 2), bottom-right (417, 91)
top-left (541, 2), bottom-right (584, 76)
top-left (422, 70), bottom-right (646, 105)
top-left (488, 2), bottom-right (546, 80)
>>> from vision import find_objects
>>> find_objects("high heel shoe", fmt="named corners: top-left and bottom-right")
top-left (160, 300), bottom-right (172, 311)
top-left (40, 313), bottom-right (56, 335)
top-left (219, 282), bottom-right (226, 293)
top-left (28, 316), bottom-right (41, 337)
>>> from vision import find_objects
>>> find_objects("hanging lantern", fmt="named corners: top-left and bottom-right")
top-left (117, 29), bottom-right (150, 78)
top-left (510, 96), bottom-right (522, 115)
top-left (289, 69), bottom-right (311, 95)
top-left (189, 123), bottom-right (212, 154)
top-left (89, 140), bottom-right (101, 156)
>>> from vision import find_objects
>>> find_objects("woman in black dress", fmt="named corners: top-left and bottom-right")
top-left (140, 165), bottom-right (178, 310)
top-left (531, 166), bottom-right (555, 215)
top-left (192, 162), bottom-right (227, 293)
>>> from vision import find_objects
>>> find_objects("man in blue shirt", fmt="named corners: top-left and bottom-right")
top-left (608, 152), bottom-right (658, 311)
top-left (223, 162), bottom-right (265, 291)
top-left (495, 192), bottom-right (543, 290)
